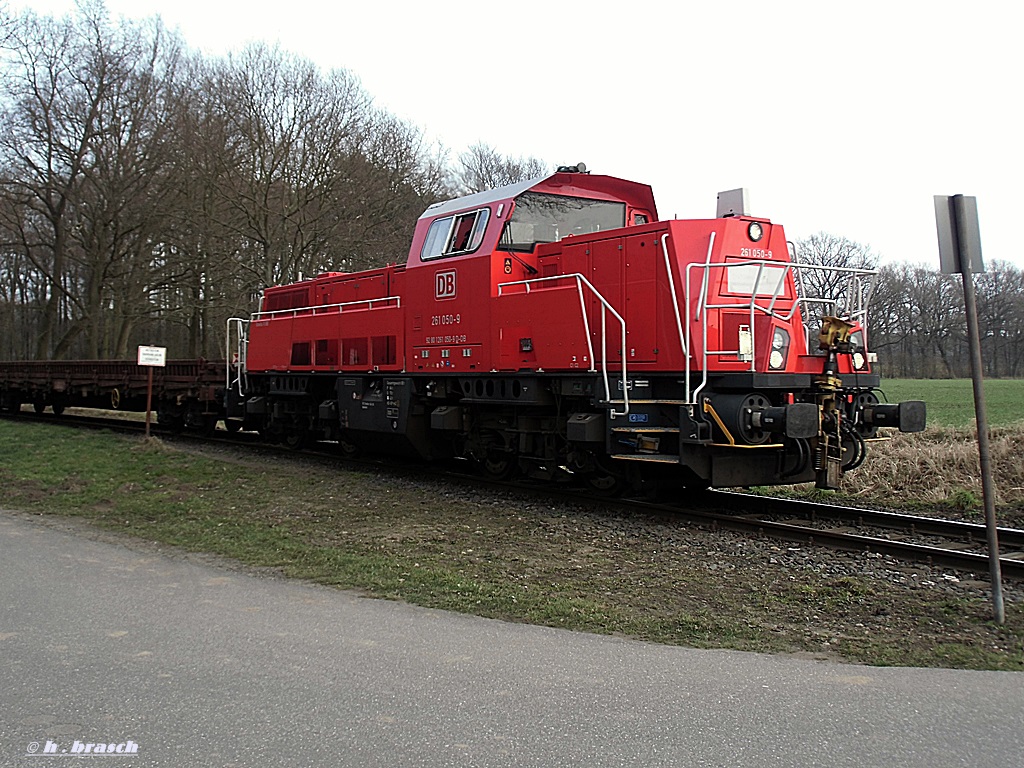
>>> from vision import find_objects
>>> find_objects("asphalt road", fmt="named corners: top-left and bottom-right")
top-left (1, 511), bottom-right (1021, 768)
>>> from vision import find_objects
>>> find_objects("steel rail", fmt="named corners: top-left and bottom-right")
top-left (709, 489), bottom-right (1024, 550)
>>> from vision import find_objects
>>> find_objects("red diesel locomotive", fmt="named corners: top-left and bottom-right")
top-left (1, 166), bottom-right (924, 491)
top-left (224, 165), bottom-right (923, 490)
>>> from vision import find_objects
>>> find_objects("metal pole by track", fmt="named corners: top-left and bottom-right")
top-left (957, 258), bottom-right (1004, 625)
top-left (937, 193), bottom-right (1004, 624)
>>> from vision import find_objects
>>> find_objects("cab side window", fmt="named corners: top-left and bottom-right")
top-left (420, 208), bottom-right (491, 260)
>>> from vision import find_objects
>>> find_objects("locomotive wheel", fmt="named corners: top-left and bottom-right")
top-left (283, 429), bottom-right (309, 450)
top-left (841, 428), bottom-right (867, 471)
top-left (473, 429), bottom-right (518, 479)
top-left (481, 452), bottom-right (517, 480)
top-left (586, 471), bottom-right (624, 496)
top-left (337, 437), bottom-right (359, 458)
top-left (585, 457), bottom-right (625, 496)
top-left (224, 418), bottom-right (243, 433)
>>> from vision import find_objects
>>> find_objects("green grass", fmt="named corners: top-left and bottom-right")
top-left (879, 379), bottom-right (1024, 427)
top-left (1, 419), bottom-right (1022, 671)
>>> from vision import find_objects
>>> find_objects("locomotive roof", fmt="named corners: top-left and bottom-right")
top-left (419, 178), bottom-right (540, 220)
top-left (419, 172), bottom-right (658, 221)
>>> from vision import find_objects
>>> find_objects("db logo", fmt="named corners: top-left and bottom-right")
top-left (435, 270), bottom-right (456, 300)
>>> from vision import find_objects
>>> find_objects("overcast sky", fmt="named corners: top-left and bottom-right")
top-left (12, 0), bottom-right (1022, 268)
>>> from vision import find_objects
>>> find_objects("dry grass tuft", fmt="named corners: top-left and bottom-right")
top-left (844, 423), bottom-right (1024, 518)
top-left (132, 435), bottom-right (174, 453)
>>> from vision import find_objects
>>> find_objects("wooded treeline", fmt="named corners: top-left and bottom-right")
top-left (1, 6), bottom-right (1019, 379)
top-left (0, 4), bottom-right (502, 361)
top-left (794, 233), bottom-right (1024, 379)
top-left (867, 260), bottom-right (1024, 379)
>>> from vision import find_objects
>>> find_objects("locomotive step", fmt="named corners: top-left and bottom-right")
top-left (610, 453), bottom-right (680, 464)
top-left (603, 399), bottom-right (692, 405)
top-left (610, 426), bottom-right (680, 433)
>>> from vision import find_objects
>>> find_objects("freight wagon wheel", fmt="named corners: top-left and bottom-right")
top-left (157, 409), bottom-right (185, 433)
top-left (51, 401), bottom-right (65, 416)
top-left (199, 414), bottom-right (219, 437)
top-left (33, 401), bottom-right (45, 414)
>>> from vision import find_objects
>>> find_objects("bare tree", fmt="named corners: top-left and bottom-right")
top-left (70, 10), bottom-right (185, 358)
top-left (976, 261), bottom-right (1024, 377)
top-left (156, 51), bottom-right (255, 357)
top-left (454, 142), bottom-right (548, 194)
top-left (0, 3), bottom-right (185, 358)
top-left (336, 109), bottom-right (449, 271)
top-left (792, 232), bottom-right (880, 320)
top-left (159, 45), bottom-right (449, 353)
top-left (0, 8), bottom-right (102, 357)
top-left (865, 263), bottom-right (915, 375)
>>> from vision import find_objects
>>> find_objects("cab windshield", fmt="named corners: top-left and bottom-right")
top-left (499, 192), bottom-right (626, 251)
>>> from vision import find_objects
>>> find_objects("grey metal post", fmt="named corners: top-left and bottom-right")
top-left (947, 196), bottom-right (1005, 624)
top-left (958, 264), bottom-right (1004, 624)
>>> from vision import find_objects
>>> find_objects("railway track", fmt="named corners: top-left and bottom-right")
top-left (5, 408), bottom-right (1022, 581)
top-left (657, 491), bottom-right (1024, 579)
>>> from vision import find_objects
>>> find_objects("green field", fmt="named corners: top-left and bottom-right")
top-left (878, 379), bottom-right (1024, 428)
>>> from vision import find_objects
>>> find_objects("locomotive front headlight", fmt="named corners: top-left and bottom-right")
top-left (850, 330), bottom-right (868, 370)
top-left (747, 222), bottom-right (764, 242)
top-left (769, 327), bottom-right (790, 370)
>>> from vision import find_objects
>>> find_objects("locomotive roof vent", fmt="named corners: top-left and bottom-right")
top-left (556, 162), bottom-right (588, 174)
top-left (717, 187), bottom-right (750, 218)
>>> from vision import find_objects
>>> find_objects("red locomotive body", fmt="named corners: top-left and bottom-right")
top-left (226, 167), bottom-right (924, 490)
top-left (0, 167), bottom-right (923, 490)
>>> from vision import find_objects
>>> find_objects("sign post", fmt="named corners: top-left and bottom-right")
top-left (137, 346), bottom-right (167, 439)
top-left (935, 195), bottom-right (1004, 624)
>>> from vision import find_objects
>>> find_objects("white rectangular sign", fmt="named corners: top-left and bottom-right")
top-left (137, 345), bottom-right (167, 367)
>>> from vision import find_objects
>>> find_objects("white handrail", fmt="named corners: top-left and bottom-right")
top-left (252, 296), bottom-right (402, 322)
top-left (683, 258), bottom-right (877, 404)
top-left (686, 232), bottom-right (717, 403)
top-left (660, 233), bottom-right (688, 362)
top-left (225, 317), bottom-right (249, 395)
top-left (498, 273), bottom-right (629, 417)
